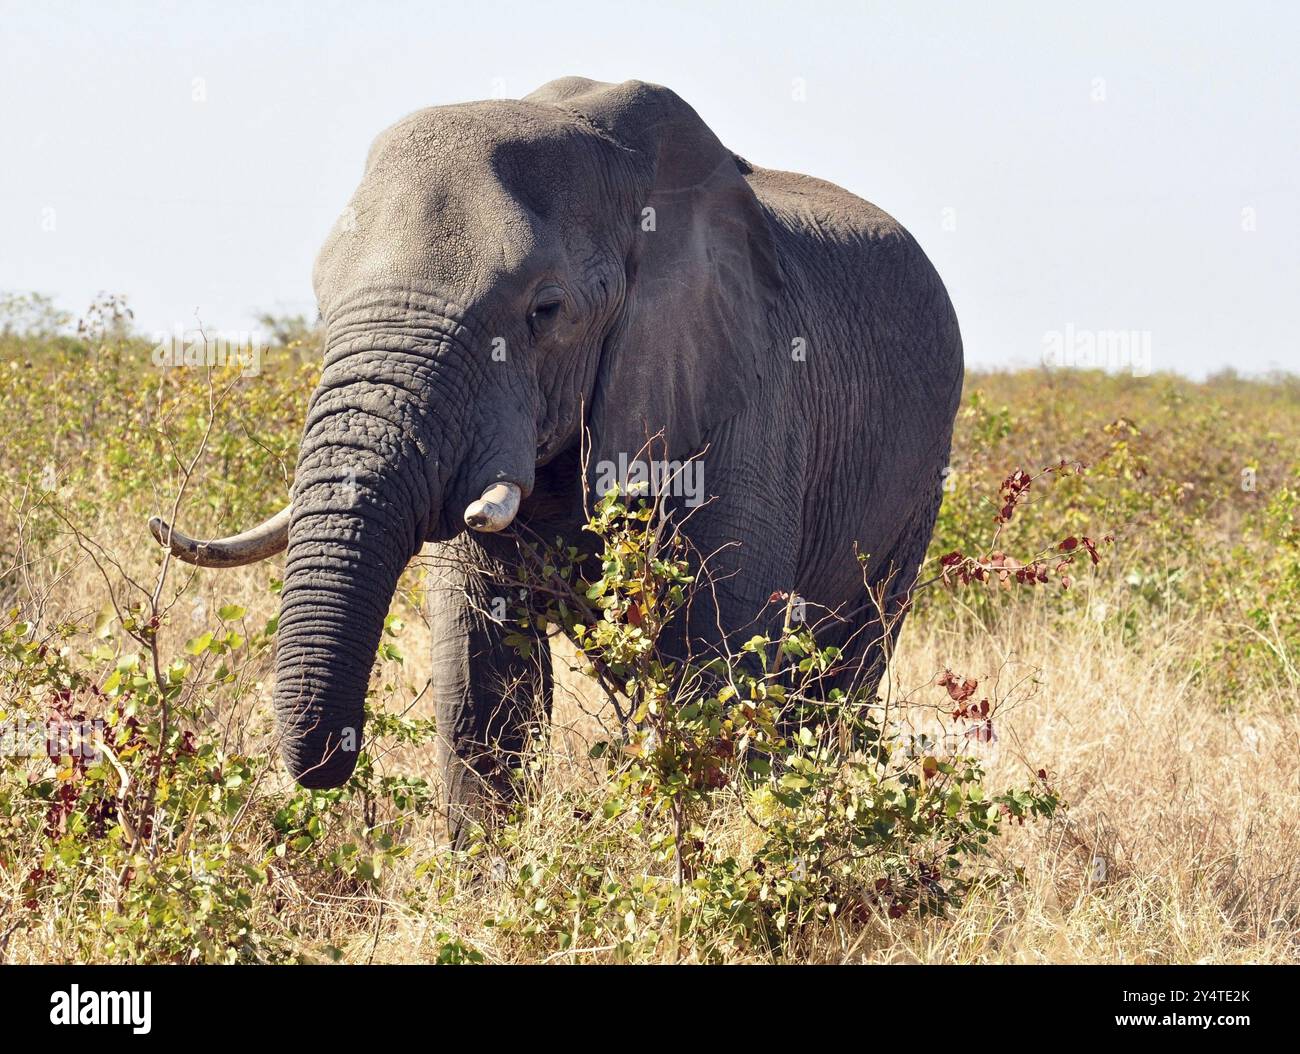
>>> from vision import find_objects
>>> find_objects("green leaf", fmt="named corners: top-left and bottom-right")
top-left (93, 605), bottom-right (117, 639)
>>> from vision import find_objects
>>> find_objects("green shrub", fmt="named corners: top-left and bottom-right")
top-left (477, 486), bottom-right (1060, 958)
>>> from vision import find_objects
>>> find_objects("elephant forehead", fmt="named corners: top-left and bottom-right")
top-left (316, 174), bottom-right (551, 306)
top-left (315, 101), bottom-right (600, 306)
top-left (367, 102), bottom-right (606, 223)
top-left (371, 101), bottom-right (565, 158)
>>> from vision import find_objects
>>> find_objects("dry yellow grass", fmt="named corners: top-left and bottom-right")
top-left (876, 604), bottom-right (1300, 964)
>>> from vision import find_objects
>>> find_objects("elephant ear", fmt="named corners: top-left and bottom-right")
top-left (528, 78), bottom-right (783, 483)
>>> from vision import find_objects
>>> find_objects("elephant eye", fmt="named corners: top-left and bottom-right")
top-left (528, 289), bottom-right (566, 336)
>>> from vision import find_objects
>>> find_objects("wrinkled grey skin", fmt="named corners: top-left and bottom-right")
top-left (273, 78), bottom-right (962, 824)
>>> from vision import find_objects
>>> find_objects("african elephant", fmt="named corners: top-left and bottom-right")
top-left (150, 78), bottom-right (963, 824)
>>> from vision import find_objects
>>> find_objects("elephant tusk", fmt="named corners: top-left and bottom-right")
top-left (149, 504), bottom-right (292, 567)
top-left (463, 482), bottom-right (521, 532)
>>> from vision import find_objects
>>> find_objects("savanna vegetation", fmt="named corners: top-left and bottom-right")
top-left (1, 292), bottom-right (1296, 963)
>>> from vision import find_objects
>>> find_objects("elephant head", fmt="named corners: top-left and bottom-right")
top-left (149, 78), bottom-right (782, 788)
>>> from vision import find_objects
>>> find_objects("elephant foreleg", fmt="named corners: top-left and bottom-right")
top-left (425, 537), bottom-right (552, 841)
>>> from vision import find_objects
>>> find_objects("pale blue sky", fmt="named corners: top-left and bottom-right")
top-left (2, 0), bottom-right (1296, 376)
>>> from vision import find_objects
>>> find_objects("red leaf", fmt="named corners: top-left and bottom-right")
top-left (938, 670), bottom-right (978, 703)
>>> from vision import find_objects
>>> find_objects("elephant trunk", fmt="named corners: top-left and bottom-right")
top-left (273, 342), bottom-right (450, 787)
top-left (274, 521), bottom-right (406, 786)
